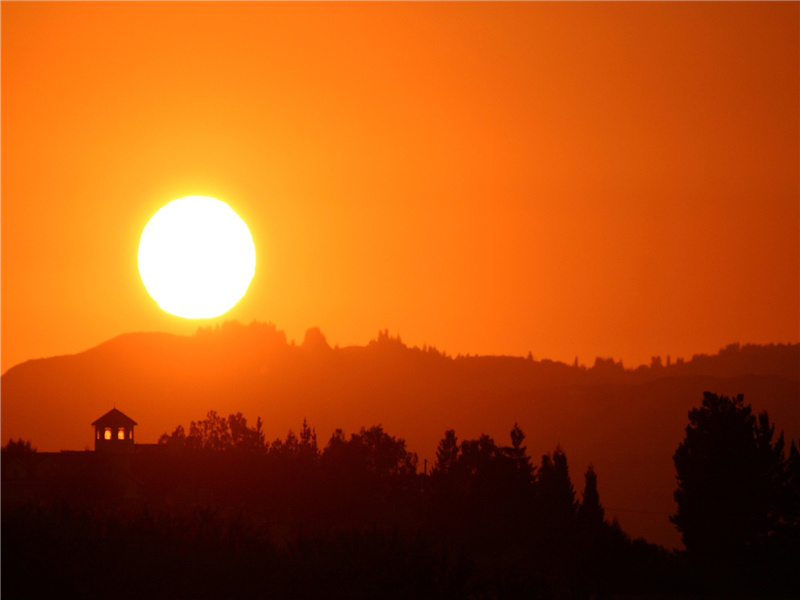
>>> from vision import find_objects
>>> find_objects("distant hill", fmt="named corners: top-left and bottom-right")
top-left (2, 321), bottom-right (798, 549)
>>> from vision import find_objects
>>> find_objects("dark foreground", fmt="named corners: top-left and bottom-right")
top-left (0, 501), bottom-right (683, 600)
top-left (4, 397), bottom-right (798, 599)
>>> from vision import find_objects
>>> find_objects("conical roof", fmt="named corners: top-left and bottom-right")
top-left (91, 408), bottom-right (138, 428)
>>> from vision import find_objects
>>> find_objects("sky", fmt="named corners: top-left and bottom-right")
top-left (2, 2), bottom-right (798, 375)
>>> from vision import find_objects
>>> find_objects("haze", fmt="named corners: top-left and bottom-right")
top-left (2, 2), bottom-right (798, 374)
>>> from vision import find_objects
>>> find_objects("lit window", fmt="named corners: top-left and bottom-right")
top-left (118, 428), bottom-right (125, 440)
top-left (97, 430), bottom-right (101, 440)
top-left (104, 428), bottom-right (112, 440)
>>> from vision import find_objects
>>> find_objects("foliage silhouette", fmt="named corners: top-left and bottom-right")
top-left (6, 402), bottom-right (799, 598)
top-left (432, 429), bottom-right (459, 476)
top-left (2, 438), bottom-right (37, 454)
top-left (673, 393), bottom-right (781, 555)
top-left (159, 410), bottom-right (266, 452)
top-left (5, 326), bottom-right (797, 553)
top-left (672, 392), bottom-right (799, 593)
top-left (537, 446), bottom-right (577, 531)
top-left (508, 422), bottom-right (534, 485)
top-left (577, 464), bottom-right (604, 530)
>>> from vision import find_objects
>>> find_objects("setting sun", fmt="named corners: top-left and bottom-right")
top-left (2, 4), bottom-right (799, 594)
top-left (137, 196), bottom-right (256, 319)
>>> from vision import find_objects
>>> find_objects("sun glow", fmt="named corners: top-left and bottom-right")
top-left (138, 196), bottom-right (256, 319)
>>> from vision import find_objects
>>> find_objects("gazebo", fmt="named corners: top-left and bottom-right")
top-left (92, 408), bottom-right (137, 453)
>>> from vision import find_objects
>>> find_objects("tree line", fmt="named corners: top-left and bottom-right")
top-left (3, 392), bottom-right (798, 598)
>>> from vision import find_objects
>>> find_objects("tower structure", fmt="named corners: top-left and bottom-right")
top-left (92, 408), bottom-right (137, 453)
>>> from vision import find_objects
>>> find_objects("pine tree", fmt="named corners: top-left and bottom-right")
top-left (538, 446), bottom-right (576, 531)
top-left (671, 392), bottom-right (785, 561)
top-left (782, 441), bottom-right (800, 528)
top-left (578, 464), bottom-right (605, 529)
top-left (433, 429), bottom-right (459, 476)
top-left (508, 423), bottom-right (534, 484)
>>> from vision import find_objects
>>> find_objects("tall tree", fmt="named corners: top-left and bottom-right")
top-left (784, 441), bottom-right (800, 528)
top-left (507, 423), bottom-right (534, 484)
top-left (432, 429), bottom-right (459, 476)
top-left (577, 464), bottom-right (605, 529)
top-left (537, 446), bottom-right (576, 532)
top-left (671, 392), bottom-right (785, 562)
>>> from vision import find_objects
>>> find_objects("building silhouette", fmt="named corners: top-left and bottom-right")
top-left (2, 408), bottom-right (152, 507)
top-left (92, 408), bottom-right (136, 453)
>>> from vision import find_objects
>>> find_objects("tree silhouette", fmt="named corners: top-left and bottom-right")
top-left (299, 418), bottom-right (318, 453)
top-left (784, 441), bottom-right (800, 528)
top-left (577, 464), bottom-right (604, 530)
top-left (432, 429), bottom-right (459, 476)
top-left (2, 438), bottom-right (37, 454)
top-left (4, 413), bottom-right (697, 599)
top-left (228, 412), bottom-right (265, 451)
top-left (575, 465), bottom-right (611, 600)
top-left (506, 422), bottom-right (534, 485)
top-left (537, 446), bottom-right (576, 528)
top-left (159, 410), bottom-right (265, 452)
top-left (532, 446), bottom-right (578, 591)
top-left (671, 392), bottom-right (786, 570)
top-left (355, 425), bottom-right (417, 477)
top-left (158, 424), bottom-right (186, 451)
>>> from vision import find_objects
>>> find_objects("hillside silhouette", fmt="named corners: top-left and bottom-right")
top-left (2, 321), bottom-right (798, 548)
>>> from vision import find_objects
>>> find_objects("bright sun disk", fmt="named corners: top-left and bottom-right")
top-left (138, 196), bottom-right (256, 319)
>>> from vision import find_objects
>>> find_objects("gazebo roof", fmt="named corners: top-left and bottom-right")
top-left (91, 408), bottom-right (138, 428)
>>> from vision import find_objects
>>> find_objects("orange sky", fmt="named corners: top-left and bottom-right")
top-left (2, 2), bottom-right (798, 375)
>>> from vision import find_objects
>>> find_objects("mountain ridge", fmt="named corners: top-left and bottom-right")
top-left (2, 321), bottom-right (798, 549)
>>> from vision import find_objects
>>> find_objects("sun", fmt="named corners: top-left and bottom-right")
top-left (138, 196), bottom-right (256, 319)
